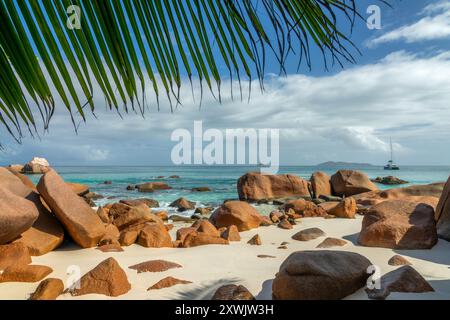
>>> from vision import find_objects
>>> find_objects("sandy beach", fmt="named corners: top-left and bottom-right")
top-left (2, 215), bottom-right (450, 300)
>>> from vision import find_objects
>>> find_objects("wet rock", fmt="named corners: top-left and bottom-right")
top-left (169, 197), bottom-right (195, 212)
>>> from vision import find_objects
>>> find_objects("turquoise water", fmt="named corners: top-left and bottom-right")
top-left (28, 165), bottom-right (450, 213)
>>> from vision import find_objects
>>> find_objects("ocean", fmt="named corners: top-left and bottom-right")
top-left (28, 165), bottom-right (450, 216)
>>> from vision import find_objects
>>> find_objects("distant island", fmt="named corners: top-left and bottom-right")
top-left (316, 161), bottom-right (375, 167)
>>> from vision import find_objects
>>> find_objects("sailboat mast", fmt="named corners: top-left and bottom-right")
top-left (390, 138), bottom-right (393, 162)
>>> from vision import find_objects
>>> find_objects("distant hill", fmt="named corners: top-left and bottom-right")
top-left (316, 161), bottom-right (375, 168)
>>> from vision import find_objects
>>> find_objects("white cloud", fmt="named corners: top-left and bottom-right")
top-left (2, 50), bottom-right (450, 165)
top-left (368, 1), bottom-right (450, 46)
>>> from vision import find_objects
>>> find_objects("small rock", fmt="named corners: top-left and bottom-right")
top-left (126, 185), bottom-right (135, 191)
top-left (212, 284), bottom-right (255, 300)
top-left (247, 234), bottom-right (262, 245)
top-left (316, 237), bottom-right (347, 248)
top-left (129, 260), bottom-right (182, 273)
top-left (29, 278), bottom-right (64, 300)
top-left (103, 181), bottom-right (112, 185)
top-left (278, 220), bottom-right (293, 230)
top-left (292, 228), bottom-right (326, 241)
top-left (278, 245), bottom-right (288, 249)
top-left (191, 187), bottom-right (211, 192)
top-left (388, 255), bottom-right (412, 266)
top-left (169, 197), bottom-right (195, 212)
top-left (269, 210), bottom-right (283, 223)
top-left (221, 225), bottom-right (241, 241)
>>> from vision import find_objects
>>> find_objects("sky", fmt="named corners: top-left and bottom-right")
top-left (1, 0), bottom-right (450, 166)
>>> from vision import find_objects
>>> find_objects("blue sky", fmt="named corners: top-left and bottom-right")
top-left (2, 0), bottom-right (450, 166)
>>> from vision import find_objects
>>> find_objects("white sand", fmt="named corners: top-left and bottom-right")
top-left (1, 216), bottom-right (450, 300)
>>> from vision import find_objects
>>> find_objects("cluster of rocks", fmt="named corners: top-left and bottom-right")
top-left (2, 165), bottom-right (449, 300)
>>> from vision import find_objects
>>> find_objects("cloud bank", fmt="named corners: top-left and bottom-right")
top-left (1, 50), bottom-right (450, 166)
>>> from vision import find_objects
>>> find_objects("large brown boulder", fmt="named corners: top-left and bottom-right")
top-left (137, 223), bottom-right (173, 248)
top-left (70, 257), bottom-right (131, 297)
top-left (210, 201), bottom-right (262, 231)
top-left (6, 168), bottom-right (36, 190)
top-left (136, 182), bottom-right (172, 192)
top-left (37, 170), bottom-right (105, 248)
top-left (272, 250), bottom-right (372, 300)
top-left (112, 204), bottom-right (163, 231)
top-left (0, 186), bottom-right (39, 244)
top-left (358, 200), bottom-right (437, 249)
top-left (0, 167), bottom-right (31, 197)
top-left (237, 172), bottom-right (310, 201)
top-left (354, 182), bottom-right (444, 206)
top-left (0, 168), bottom-right (64, 253)
top-left (310, 171), bottom-right (332, 198)
top-left (435, 177), bottom-right (450, 241)
top-left (330, 170), bottom-right (378, 197)
top-left (13, 201), bottom-right (64, 256)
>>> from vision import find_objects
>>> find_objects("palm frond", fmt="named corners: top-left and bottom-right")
top-left (0, 0), bottom-right (388, 144)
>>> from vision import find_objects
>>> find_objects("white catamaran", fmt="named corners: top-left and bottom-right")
top-left (384, 138), bottom-right (399, 170)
